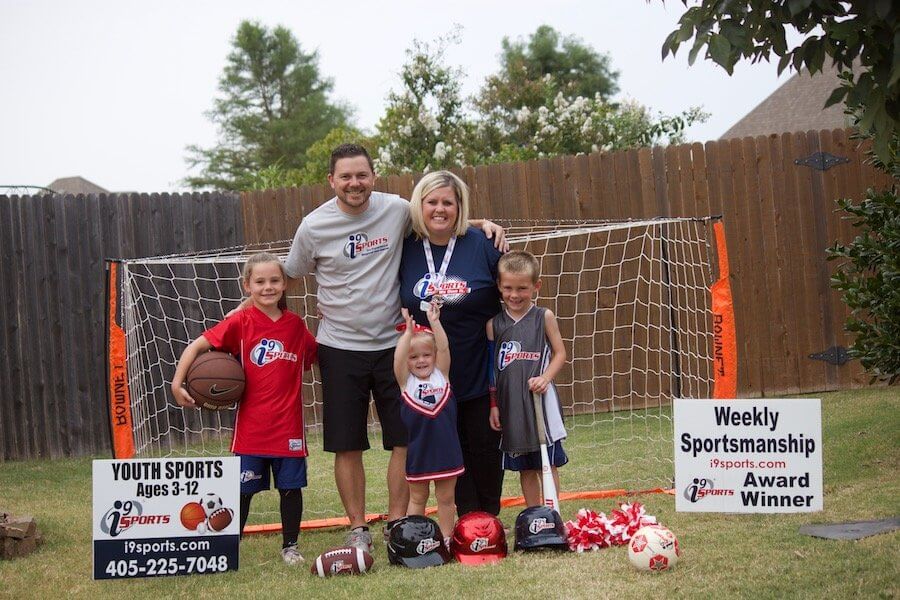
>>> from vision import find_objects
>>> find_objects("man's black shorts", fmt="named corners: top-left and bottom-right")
top-left (317, 344), bottom-right (408, 452)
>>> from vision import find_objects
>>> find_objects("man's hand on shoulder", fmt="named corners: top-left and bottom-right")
top-left (479, 219), bottom-right (508, 252)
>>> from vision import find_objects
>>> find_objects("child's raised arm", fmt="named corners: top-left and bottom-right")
top-left (393, 308), bottom-right (415, 385)
top-left (171, 335), bottom-right (214, 408)
top-left (528, 309), bottom-right (567, 394)
top-left (426, 301), bottom-right (450, 374)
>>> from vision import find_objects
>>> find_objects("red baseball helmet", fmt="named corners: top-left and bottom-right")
top-left (450, 511), bottom-right (508, 565)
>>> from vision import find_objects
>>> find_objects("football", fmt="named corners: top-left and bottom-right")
top-left (208, 507), bottom-right (234, 532)
top-left (311, 546), bottom-right (374, 577)
top-left (200, 493), bottom-right (224, 517)
top-left (628, 525), bottom-right (680, 572)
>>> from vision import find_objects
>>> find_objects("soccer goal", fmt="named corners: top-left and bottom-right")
top-left (105, 216), bottom-right (735, 523)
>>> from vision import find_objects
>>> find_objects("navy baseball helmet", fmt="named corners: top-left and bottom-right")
top-left (387, 515), bottom-right (451, 568)
top-left (514, 506), bottom-right (569, 551)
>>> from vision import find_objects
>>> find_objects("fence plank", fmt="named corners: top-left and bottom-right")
top-left (804, 130), bottom-right (842, 391)
top-left (22, 195), bottom-right (55, 456)
top-left (664, 146), bottom-right (683, 218)
top-left (690, 143), bottom-right (711, 217)
top-left (727, 138), bottom-right (760, 397)
top-left (66, 195), bottom-right (97, 455)
top-left (779, 133), bottom-right (817, 392)
top-left (793, 132), bottom-right (830, 392)
top-left (636, 148), bottom-right (657, 219)
top-left (42, 195), bottom-right (74, 455)
top-left (753, 135), bottom-right (793, 394)
top-left (825, 129), bottom-right (867, 387)
top-left (0, 197), bottom-right (23, 459)
top-left (677, 143), bottom-right (696, 218)
top-left (625, 149), bottom-right (647, 219)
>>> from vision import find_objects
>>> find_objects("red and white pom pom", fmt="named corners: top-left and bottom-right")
top-left (565, 502), bottom-right (659, 551)
top-left (564, 508), bottom-right (613, 552)
top-left (609, 502), bottom-right (657, 545)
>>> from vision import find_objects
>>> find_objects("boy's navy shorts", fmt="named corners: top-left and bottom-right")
top-left (502, 439), bottom-right (568, 472)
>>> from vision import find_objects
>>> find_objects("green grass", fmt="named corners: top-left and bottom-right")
top-left (1, 388), bottom-right (898, 599)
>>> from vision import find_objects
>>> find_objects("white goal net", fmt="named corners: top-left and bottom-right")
top-left (110, 217), bottom-right (722, 520)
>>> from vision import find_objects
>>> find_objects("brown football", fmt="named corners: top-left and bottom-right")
top-left (207, 507), bottom-right (233, 532)
top-left (311, 546), bottom-right (374, 577)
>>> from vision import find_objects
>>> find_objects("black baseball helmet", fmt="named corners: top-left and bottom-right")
top-left (514, 506), bottom-right (569, 551)
top-left (387, 515), bottom-right (451, 568)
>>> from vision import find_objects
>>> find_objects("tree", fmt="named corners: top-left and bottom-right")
top-left (827, 183), bottom-right (899, 384)
top-left (374, 32), bottom-right (475, 174)
top-left (660, 0), bottom-right (898, 163)
top-left (246, 126), bottom-right (372, 189)
top-left (475, 25), bottom-right (620, 149)
top-left (185, 21), bottom-right (349, 190)
top-left (375, 27), bottom-right (706, 173)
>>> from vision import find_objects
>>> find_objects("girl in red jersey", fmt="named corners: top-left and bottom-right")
top-left (172, 252), bottom-right (317, 565)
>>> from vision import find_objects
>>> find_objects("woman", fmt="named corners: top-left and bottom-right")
top-left (399, 171), bottom-right (504, 517)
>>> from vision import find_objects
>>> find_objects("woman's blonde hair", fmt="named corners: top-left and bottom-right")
top-left (242, 252), bottom-right (288, 310)
top-left (408, 170), bottom-right (470, 240)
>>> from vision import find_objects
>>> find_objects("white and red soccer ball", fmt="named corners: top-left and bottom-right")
top-left (627, 525), bottom-right (680, 572)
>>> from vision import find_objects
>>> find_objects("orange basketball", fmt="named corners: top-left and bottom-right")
top-left (186, 351), bottom-right (245, 409)
top-left (180, 501), bottom-right (207, 530)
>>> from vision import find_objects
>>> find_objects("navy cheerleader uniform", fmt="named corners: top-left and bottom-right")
top-left (400, 369), bottom-right (465, 482)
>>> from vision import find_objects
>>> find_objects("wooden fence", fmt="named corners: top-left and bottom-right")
top-left (0, 193), bottom-right (243, 460)
top-left (0, 128), bottom-right (891, 460)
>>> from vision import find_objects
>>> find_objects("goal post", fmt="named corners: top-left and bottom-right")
top-left (105, 217), bottom-right (735, 523)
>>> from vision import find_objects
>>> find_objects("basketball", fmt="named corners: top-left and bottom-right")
top-left (186, 351), bottom-right (245, 409)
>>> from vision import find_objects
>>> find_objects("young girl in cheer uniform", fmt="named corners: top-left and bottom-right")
top-left (172, 252), bottom-right (317, 565)
top-left (393, 302), bottom-right (464, 545)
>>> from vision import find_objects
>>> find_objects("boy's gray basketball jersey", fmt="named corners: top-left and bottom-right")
top-left (492, 305), bottom-right (566, 453)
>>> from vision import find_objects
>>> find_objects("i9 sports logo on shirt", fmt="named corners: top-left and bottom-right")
top-left (497, 341), bottom-right (541, 370)
top-left (250, 338), bottom-right (298, 366)
top-left (344, 233), bottom-right (390, 259)
top-left (413, 274), bottom-right (471, 303)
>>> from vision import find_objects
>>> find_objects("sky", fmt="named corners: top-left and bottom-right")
top-left (0, 0), bottom-right (801, 193)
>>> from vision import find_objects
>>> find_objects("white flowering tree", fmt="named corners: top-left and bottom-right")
top-left (375, 26), bottom-right (708, 174)
top-left (483, 91), bottom-right (708, 163)
top-left (374, 32), bottom-right (474, 175)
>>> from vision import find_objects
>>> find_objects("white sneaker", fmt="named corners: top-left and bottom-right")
top-left (281, 544), bottom-right (304, 565)
top-left (346, 527), bottom-right (374, 553)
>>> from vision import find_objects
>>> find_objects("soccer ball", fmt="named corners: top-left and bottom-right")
top-left (200, 493), bottom-right (224, 517)
top-left (628, 525), bottom-right (680, 572)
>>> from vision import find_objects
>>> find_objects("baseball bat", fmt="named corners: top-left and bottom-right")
top-left (532, 390), bottom-right (560, 512)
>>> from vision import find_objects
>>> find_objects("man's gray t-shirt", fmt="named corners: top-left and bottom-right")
top-left (284, 192), bottom-right (410, 351)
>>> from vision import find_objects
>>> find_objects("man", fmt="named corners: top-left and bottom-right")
top-left (284, 144), bottom-right (505, 550)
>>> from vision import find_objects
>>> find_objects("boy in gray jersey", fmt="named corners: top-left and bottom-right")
top-left (487, 251), bottom-right (568, 508)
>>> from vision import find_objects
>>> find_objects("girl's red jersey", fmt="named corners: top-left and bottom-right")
top-left (203, 306), bottom-right (317, 457)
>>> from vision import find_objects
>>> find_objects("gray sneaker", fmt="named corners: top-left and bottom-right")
top-left (346, 527), bottom-right (374, 553)
top-left (281, 544), bottom-right (304, 565)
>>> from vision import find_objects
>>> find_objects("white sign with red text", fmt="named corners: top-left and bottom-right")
top-left (92, 457), bottom-right (239, 579)
top-left (674, 399), bottom-right (823, 513)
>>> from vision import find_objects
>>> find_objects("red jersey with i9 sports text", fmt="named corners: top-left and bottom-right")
top-left (203, 306), bottom-right (317, 457)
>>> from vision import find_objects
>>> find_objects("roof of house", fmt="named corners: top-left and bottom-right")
top-left (47, 176), bottom-right (109, 195)
top-left (720, 62), bottom-right (855, 139)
